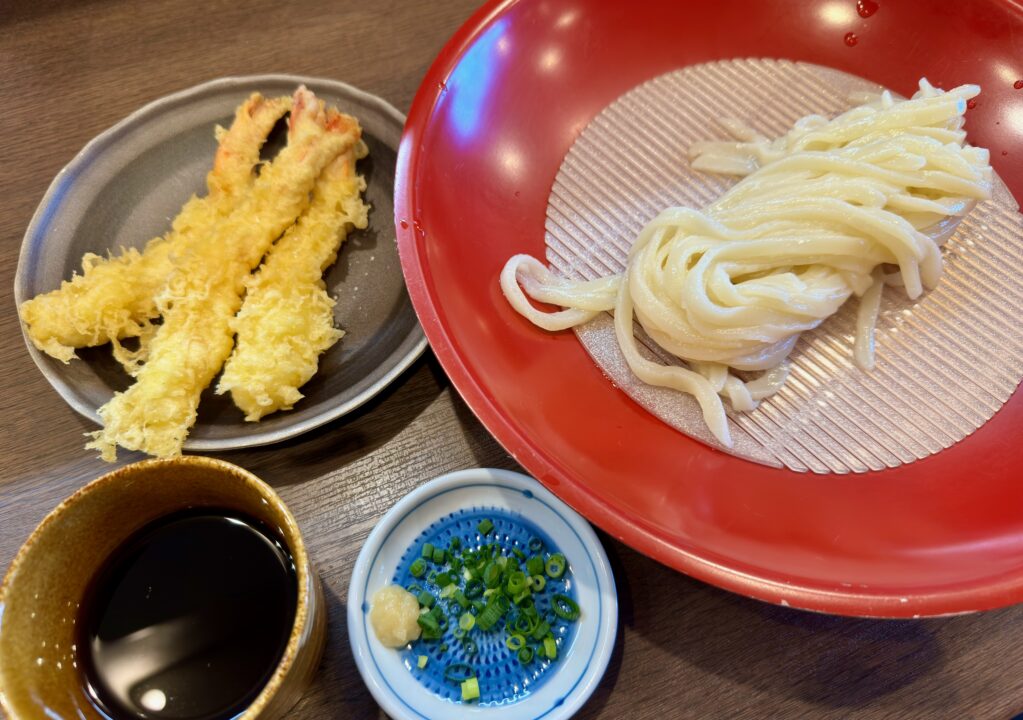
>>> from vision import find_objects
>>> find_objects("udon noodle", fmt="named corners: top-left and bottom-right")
top-left (501, 80), bottom-right (992, 447)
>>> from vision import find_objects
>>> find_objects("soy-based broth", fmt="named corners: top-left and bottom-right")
top-left (77, 509), bottom-right (297, 720)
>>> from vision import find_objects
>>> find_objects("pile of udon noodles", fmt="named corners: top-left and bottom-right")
top-left (19, 86), bottom-right (370, 460)
top-left (502, 80), bottom-right (992, 447)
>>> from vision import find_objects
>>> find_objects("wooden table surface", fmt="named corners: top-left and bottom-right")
top-left (2, 1), bottom-right (1023, 718)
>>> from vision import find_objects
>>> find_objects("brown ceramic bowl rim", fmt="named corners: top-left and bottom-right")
top-left (0, 455), bottom-right (313, 720)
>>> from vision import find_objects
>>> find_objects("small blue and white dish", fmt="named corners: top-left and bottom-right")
top-left (347, 468), bottom-right (618, 720)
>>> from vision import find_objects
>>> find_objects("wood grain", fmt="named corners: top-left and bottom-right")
top-left (2, 1), bottom-right (1022, 718)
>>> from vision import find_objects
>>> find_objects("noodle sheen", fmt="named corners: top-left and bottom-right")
top-left (500, 80), bottom-right (992, 447)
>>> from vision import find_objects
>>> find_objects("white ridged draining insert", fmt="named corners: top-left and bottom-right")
top-left (544, 59), bottom-right (1023, 474)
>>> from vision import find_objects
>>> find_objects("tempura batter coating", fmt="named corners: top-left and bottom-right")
top-left (218, 119), bottom-right (369, 420)
top-left (87, 87), bottom-right (359, 460)
top-left (18, 93), bottom-right (291, 364)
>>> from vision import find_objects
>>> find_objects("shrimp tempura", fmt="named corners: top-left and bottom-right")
top-left (217, 116), bottom-right (369, 420)
top-left (18, 93), bottom-right (291, 365)
top-left (87, 87), bottom-right (359, 460)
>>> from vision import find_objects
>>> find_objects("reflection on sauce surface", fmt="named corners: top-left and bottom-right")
top-left (77, 510), bottom-right (297, 720)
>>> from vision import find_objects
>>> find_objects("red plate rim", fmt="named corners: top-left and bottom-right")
top-left (396, 0), bottom-right (1023, 617)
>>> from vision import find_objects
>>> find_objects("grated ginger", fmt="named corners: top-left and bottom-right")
top-left (87, 87), bottom-right (360, 460)
top-left (18, 93), bottom-right (291, 365)
top-left (218, 121), bottom-right (369, 420)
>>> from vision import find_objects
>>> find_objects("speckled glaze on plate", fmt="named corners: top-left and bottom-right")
top-left (14, 74), bottom-right (426, 451)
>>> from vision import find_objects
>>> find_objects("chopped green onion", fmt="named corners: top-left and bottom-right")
top-left (545, 553), bottom-right (566, 579)
top-left (505, 571), bottom-right (527, 595)
top-left (552, 594), bottom-right (580, 621)
top-left (476, 605), bottom-right (502, 631)
top-left (404, 520), bottom-right (575, 677)
top-left (476, 594), bottom-right (509, 631)
top-left (483, 562), bottom-right (502, 589)
top-left (543, 636), bottom-right (557, 659)
top-left (512, 613), bottom-right (534, 635)
top-left (461, 677), bottom-right (480, 701)
top-left (505, 633), bottom-right (526, 651)
top-left (531, 619), bottom-right (551, 641)
top-left (526, 555), bottom-right (545, 576)
top-left (410, 558), bottom-right (427, 578)
top-left (417, 613), bottom-right (441, 639)
top-left (444, 663), bottom-right (474, 682)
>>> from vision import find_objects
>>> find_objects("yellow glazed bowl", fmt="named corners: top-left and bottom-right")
top-left (0, 456), bottom-right (326, 720)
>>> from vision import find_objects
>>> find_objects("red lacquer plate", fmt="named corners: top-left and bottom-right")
top-left (395, 0), bottom-right (1023, 617)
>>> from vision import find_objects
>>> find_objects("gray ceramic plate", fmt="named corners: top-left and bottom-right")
top-left (14, 75), bottom-right (426, 451)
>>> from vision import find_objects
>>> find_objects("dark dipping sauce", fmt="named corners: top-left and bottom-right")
top-left (77, 509), bottom-right (298, 720)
